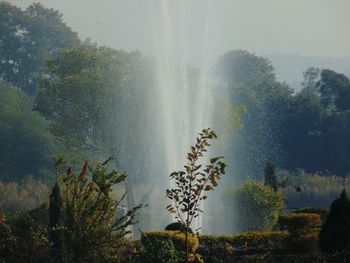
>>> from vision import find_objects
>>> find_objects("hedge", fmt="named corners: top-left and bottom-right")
top-left (199, 231), bottom-right (288, 254)
top-left (140, 231), bottom-right (202, 263)
top-left (278, 213), bottom-right (321, 232)
top-left (293, 207), bottom-right (329, 224)
top-left (198, 230), bottom-right (320, 262)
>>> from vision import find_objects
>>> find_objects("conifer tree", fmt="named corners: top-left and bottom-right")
top-left (264, 159), bottom-right (278, 192)
top-left (319, 190), bottom-right (350, 256)
top-left (49, 182), bottom-right (63, 262)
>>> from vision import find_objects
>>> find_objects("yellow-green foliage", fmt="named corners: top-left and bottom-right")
top-left (225, 180), bottom-right (285, 231)
top-left (232, 231), bottom-right (288, 249)
top-left (279, 170), bottom-right (350, 208)
top-left (199, 230), bottom-right (320, 261)
top-left (0, 178), bottom-right (49, 214)
top-left (294, 207), bottom-right (329, 224)
top-left (142, 231), bottom-right (199, 253)
top-left (141, 231), bottom-right (202, 263)
top-left (200, 231), bottom-right (288, 251)
top-left (279, 213), bottom-right (321, 232)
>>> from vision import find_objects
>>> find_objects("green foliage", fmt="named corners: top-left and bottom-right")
top-left (166, 128), bottom-right (226, 230)
top-left (36, 47), bottom-right (145, 159)
top-left (294, 208), bottom-right (329, 224)
top-left (0, 178), bottom-right (49, 214)
top-left (0, 80), bottom-right (56, 182)
top-left (281, 69), bottom-right (350, 176)
top-left (318, 69), bottom-right (350, 111)
top-left (0, 205), bottom-right (50, 263)
top-left (140, 231), bottom-right (202, 263)
top-left (264, 159), bottom-right (278, 192)
top-left (278, 213), bottom-right (321, 233)
top-left (49, 182), bottom-right (62, 261)
top-left (35, 47), bottom-right (151, 217)
top-left (199, 231), bottom-right (320, 261)
top-left (278, 170), bottom-right (350, 208)
top-left (319, 190), bottom-right (350, 255)
top-left (217, 50), bottom-right (350, 177)
top-left (216, 50), bottom-right (292, 179)
top-left (166, 128), bottom-right (226, 262)
top-left (52, 158), bottom-right (143, 263)
top-left (199, 231), bottom-right (287, 262)
top-left (0, 2), bottom-right (80, 95)
top-left (165, 222), bottom-right (193, 233)
top-left (225, 180), bottom-right (285, 232)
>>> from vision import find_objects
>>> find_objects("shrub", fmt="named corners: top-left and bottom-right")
top-left (286, 231), bottom-right (319, 254)
top-left (199, 231), bottom-right (319, 261)
top-left (294, 207), bottom-right (329, 224)
top-left (278, 170), bottom-right (350, 208)
top-left (199, 231), bottom-right (287, 262)
top-left (198, 235), bottom-right (235, 263)
top-left (0, 205), bottom-right (49, 262)
top-left (319, 190), bottom-right (350, 255)
top-left (50, 158), bottom-right (143, 263)
top-left (114, 239), bottom-right (141, 263)
top-left (279, 213), bottom-right (321, 233)
top-left (0, 178), bottom-right (49, 214)
top-left (225, 180), bottom-right (285, 232)
top-left (232, 231), bottom-right (288, 251)
top-left (165, 222), bottom-right (193, 233)
top-left (140, 231), bottom-right (202, 263)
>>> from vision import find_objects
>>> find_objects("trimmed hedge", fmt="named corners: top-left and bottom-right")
top-left (278, 213), bottom-right (321, 232)
top-left (293, 207), bottom-right (329, 224)
top-left (140, 231), bottom-right (202, 263)
top-left (198, 230), bottom-right (320, 262)
top-left (199, 231), bottom-right (287, 255)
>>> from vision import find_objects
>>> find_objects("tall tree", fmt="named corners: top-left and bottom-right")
top-left (319, 190), bottom-right (350, 257)
top-left (0, 80), bottom-right (55, 182)
top-left (317, 69), bottom-right (350, 112)
top-left (0, 2), bottom-right (80, 95)
top-left (49, 182), bottom-right (63, 262)
top-left (216, 50), bottom-right (292, 179)
top-left (35, 47), bottom-right (152, 225)
top-left (264, 159), bottom-right (277, 192)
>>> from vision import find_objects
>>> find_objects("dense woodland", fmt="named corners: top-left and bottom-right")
top-left (1, 2), bottom-right (350, 262)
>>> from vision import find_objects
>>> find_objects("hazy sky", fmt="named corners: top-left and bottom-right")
top-left (10, 0), bottom-right (350, 58)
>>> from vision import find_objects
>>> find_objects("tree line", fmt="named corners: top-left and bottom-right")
top-left (1, 1), bottom-right (350, 187)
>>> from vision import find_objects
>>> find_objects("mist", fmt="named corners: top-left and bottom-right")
top-left (2, 0), bottom-right (350, 260)
top-left (11, 0), bottom-right (350, 58)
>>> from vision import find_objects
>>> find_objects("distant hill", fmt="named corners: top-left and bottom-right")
top-left (267, 53), bottom-right (350, 91)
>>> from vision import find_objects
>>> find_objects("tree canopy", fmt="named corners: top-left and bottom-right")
top-left (0, 2), bottom-right (80, 95)
top-left (0, 80), bottom-right (55, 182)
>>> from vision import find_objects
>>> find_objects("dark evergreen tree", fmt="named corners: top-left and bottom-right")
top-left (264, 159), bottom-right (278, 192)
top-left (319, 190), bottom-right (350, 255)
top-left (49, 182), bottom-right (62, 262)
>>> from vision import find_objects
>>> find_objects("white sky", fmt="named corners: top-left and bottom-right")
top-left (9, 0), bottom-right (350, 58)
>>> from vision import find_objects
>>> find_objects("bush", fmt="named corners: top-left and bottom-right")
top-left (0, 205), bottom-right (49, 262)
top-left (225, 180), bottom-right (285, 232)
top-left (140, 231), bottom-right (202, 263)
top-left (199, 231), bottom-right (288, 262)
top-left (198, 235), bottom-right (235, 262)
top-left (294, 207), bottom-right (329, 224)
top-left (278, 170), bottom-right (350, 208)
top-left (232, 231), bottom-right (288, 251)
top-left (319, 190), bottom-right (350, 255)
top-left (199, 231), bottom-right (319, 261)
top-left (0, 178), bottom-right (49, 214)
top-left (165, 222), bottom-right (193, 233)
top-left (278, 213), bottom-right (321, 233)
top-left (52, 158), bottom-right (143, 263)
top-left (114, 239), bottom-right (141, 263)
